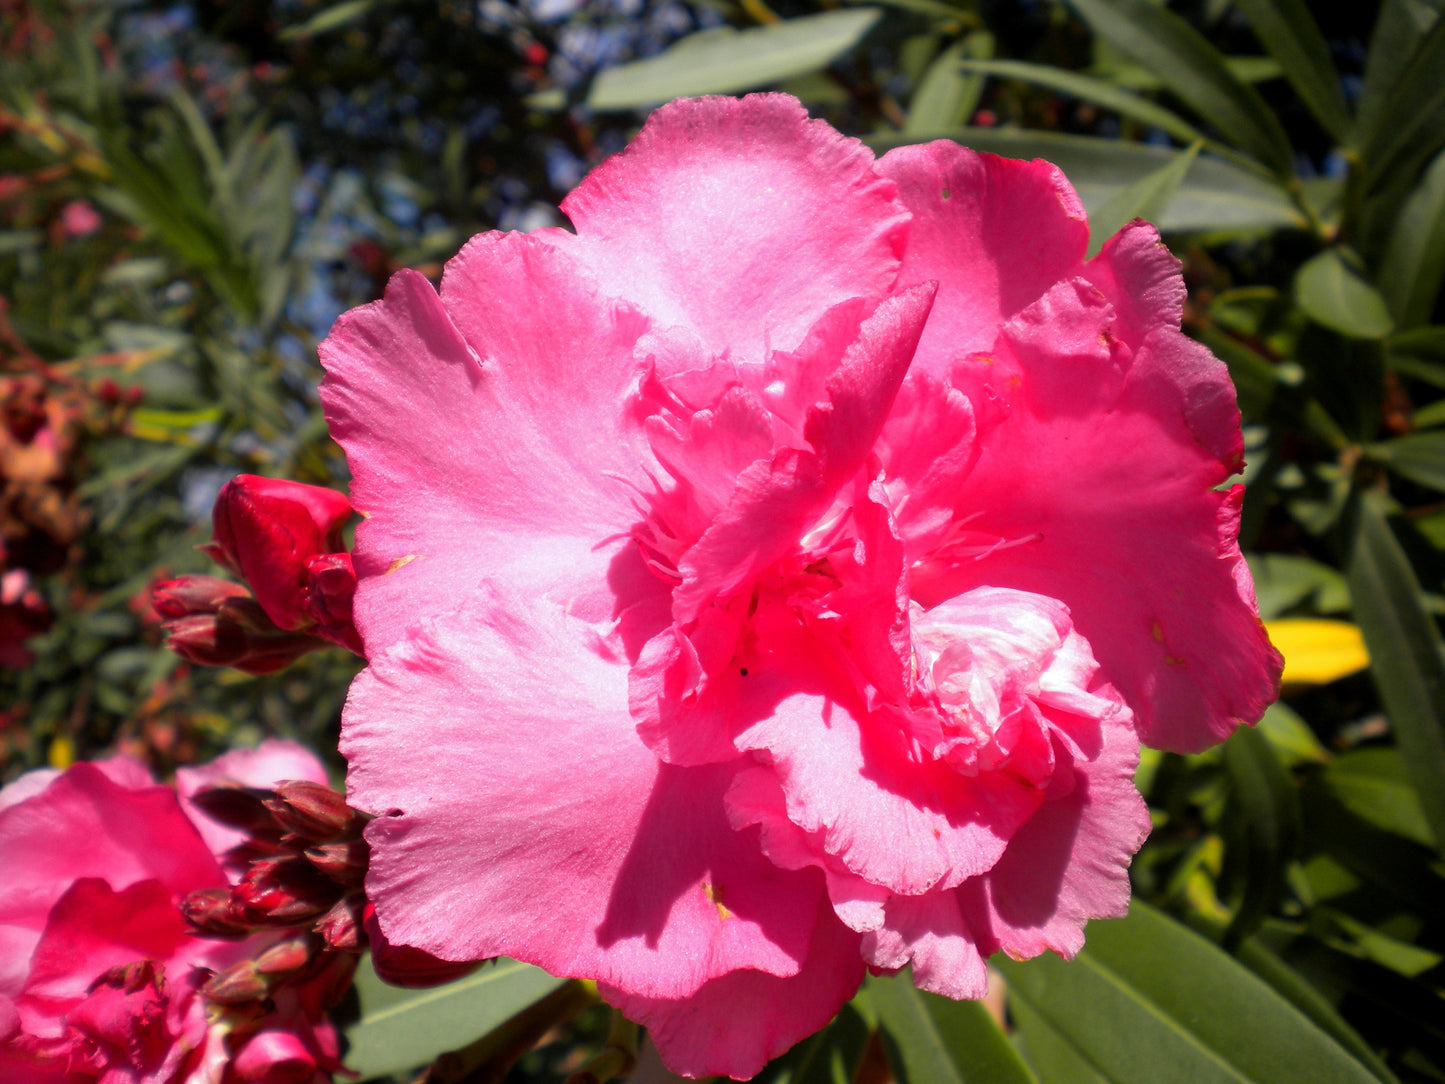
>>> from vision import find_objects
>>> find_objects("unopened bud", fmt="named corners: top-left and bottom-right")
top-left (151, 575), bottom-right (250, 620)
top-left (204, 959), bottom-right (269, 1005)
top-left (234, 856), bottom-right (339, 926)
top-left (364, 904), bottom-right (484, 988)
top-left (189, 784), bottom-right (276, 833)
top-left (162, 597), bottom-right (328, 675)
top-left (267, 781), bottom-right (361, 842)
top-left (254, 934), bottom-right (316, 978)
top-left (314, 894), bottom-right (366, 952)
top-left (305, 839), bottom-right (368, 886)
top-left (182, 887), bottom-right (253, 938)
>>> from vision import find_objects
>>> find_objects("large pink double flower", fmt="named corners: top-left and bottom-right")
top-left (320, 94), bottom-right (1281, 1078)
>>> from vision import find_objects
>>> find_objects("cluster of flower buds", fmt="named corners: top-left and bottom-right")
top-left (182, 776), bottom-right (477, 997)
top-left (156, 475), bottom-right (364, 674)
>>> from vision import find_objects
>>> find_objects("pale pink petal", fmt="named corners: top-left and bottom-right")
top-left (910, 280), bottom-right (1281, 750)
top-left (551, 94), bottom-right (908, 364)
top-left (344, 584), bottom-right (825, 1001)
top-left (0, 765), bottom-right (223, 999)
top-left (876, 142), bottom-right (1089, 374)
top-left (602, 894), bottom-right (864, 1081)
top-left (318, 236), bottom-right (654, 652)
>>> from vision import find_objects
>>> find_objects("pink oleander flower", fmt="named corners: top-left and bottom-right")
top-left (0, 742), bottom-right (345, 1084)
top-left (318, 94), bottom-right (1282, 1079)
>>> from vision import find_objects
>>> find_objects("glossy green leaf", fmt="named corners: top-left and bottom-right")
top-left (1361, 13), bottom-right (1445, 191)
top-left (1247, 553), bottom-right (1351, 618)
top-left (1346, 490), bottom-right (1445, 854)
top-left (1000, 901), bottom-right (1387, 1084)
top-left (1064, 0), bottom-right (1294, 174)
top-left (1371, 430), bottom-right (1445, 490)
top-left (1232, 0), bottom-right (1351, 143)
top-left (1325, 748), bottom-right (1437, 848)
top-left (1010, 998), bottom-right (1109, 1084)
top-left (1220, 725), bottom-right (1302, 947)
top-left (1295, 249), bottom-right (1395, 339)
top-left (870, 128), bottom-right (1303, 234)
top-left (1086, 140), bottom-right (1201, 257)
top-left (869, 970), bottom-right (1037, 1084)
top-left (1378, 149), bottom-right (1445, 328)
top-left (906, 32), bottom-right (994, 134)
top-left (587, 9), bottom-right (882, 110)
top-left (343, 957), bottom-right (566, 1078)
top-left (951, 59), bottom-right (1206, 146)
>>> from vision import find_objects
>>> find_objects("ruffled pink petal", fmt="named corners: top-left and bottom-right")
top-left (909, 280), bottom-right (1280, 750)
top-left (550, 94), bottom-right (909, 365)
top-left (876, 141), bottom-right (1089, 374)
top-left (343, 584), bottom-right (826, 1001)
top-left (318, 235), bottom-right (654, 653)
top-left (176, 740), bottom-right (329, 867)
top-left (601, 892), bottom-right (864, 1081)
top-left (0, 766), bottom-right (223, 999)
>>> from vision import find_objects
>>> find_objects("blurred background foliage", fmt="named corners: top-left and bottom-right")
top-left (2, 0), bottom-right (1444, 1080)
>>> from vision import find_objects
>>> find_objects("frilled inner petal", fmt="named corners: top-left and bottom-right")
top-left (548, 94), bottom-right (910, 365)
top-left (343, 583), bottom-right (829, 1001)
top-left (319, 235), bottom-right (656, 653)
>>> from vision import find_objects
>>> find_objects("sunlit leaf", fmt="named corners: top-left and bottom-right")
top-left (870, 970), bottom-right (1037, 1084)
top-left (1086, 140), bottom-right (1201, 257)
top-left (1247, 553), bottom-right (1351, 619)
top-left (906, 32), bottom-right (994, 134)
top-left (1325, 748), bottom-right (1437, 848)
top-left (1295, 249), bottom-right (1395, 339)
top-left (1346, 490), bottom-right (1445, 854)
top-left (1256, 702), bottom-right (1331, 765)
top-left (1232, 0), bottom-right (1351, 143)
top-left (588, 9), bottom-right (882, 110)
top-left (1001, 901), bottom-right (1389, 1084)
top-left (343, 957), bottom-right (566, 1078)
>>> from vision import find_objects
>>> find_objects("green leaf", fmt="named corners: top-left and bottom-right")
top-left (587, 9), bottom-right (882, 110)
top-left (279, 0), bottom-right (379, 41)
top-left (1257, 702), bottom-right (1331, 765)
top-left (342, 956), bottom-right (566, 1078)
top-left (1000, 901), bottom-right (1389, 1084)
top-left (1063, 0), bottom-right (1295, 174)
top-left (1361, 11), bottom-right (1445, 191)
top-left (1247, 553), bottom-right (1351, 619)
top-left (1325, 748), bottom-right (1437, 848)
top-left (1346, 489), bottom-right (1445, 855)
top-left (1086, 140), bottom-right (1201, 257)
top-left (906, 32), bottom-right (994, 135)
top-left (1295, 249), bottom-right (1395, 339)
top-left (951, 59), bottom-right (1206, 147)
top-left (1371, 430), bottom-right (1445, 490)
top-left (1231, 0), bottom-right (1351, 143)
top-left (1219, 725), bottom-right (1302, 947)
top-left (869, 128), bottom-right (1303, 234)
top-left (1378, 149), bottom-right (1445, 328)
top-left (869, 970), bottom-right (1037, 1084)
top-left (1357, 0), bottom-right (1439, 142)
top-left (1010, 997), bottom-right (1110, 1084)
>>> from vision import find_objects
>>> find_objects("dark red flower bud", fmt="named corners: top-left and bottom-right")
top-left (181, 887), bottom-right (254, 938)
top-left (314, 895), bottom-right (366, 952)
top-left (266, 780), bottom-right (361, 843)
top-left (233, 856), bottom-right (339, 926)
top-left (208, 475), bottom-right (353, 631)
top-left (364, 904), bottom-right (484, 988)
top-left (162, 597), bottom-right (328, 675)
top-left (302, 553), bottom-right (362, 654)
top-left (188, 784), bottom-right (276, 833)
top-left (151, 575), bottom-right (251, 620)
top-left (304, 839), bottom-right (368, 886)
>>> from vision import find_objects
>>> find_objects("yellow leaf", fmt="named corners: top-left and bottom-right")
top-left (1266, 618), bottom-right (1370, 686)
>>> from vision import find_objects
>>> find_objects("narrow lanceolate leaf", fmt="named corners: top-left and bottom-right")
top-left (1346, 490), bottom-right (1445, 855)
top-left (906, 32), bottom-right (994, 135)
top-left (869, 971), bottom-right (1037, 1084)
top-left (1325, 748), bottom-right (1437, 848)
top-left (1361, 13), bottom-right (1445, 191)
top-left (1378, 150), bottom-right (1445, 328)
top-left (1357, 0), bottom-right (1439, 140)
top-left (1220, 725), bottom-right (1302, 948)
top-left (1000, 902), bottom-right (1388, 1084)
top-left (952, 59), bottom-right (1206, 147)
top-left (587, 9), bottom-right (881, 110)
top-left (1295, 250), bottom-right (1395, 339)
top-left (869, 128), bottom-right (1303, 234)
top-left (1232, 0), bottom-right (1351, 144)
top-left (1372, 430), bottom-right (1445, 491)
top-left (343, 957), bottom-right (566, 1078)
top-left (1064, 0), bottom-right (1295, 175)
top-left (1087, 140), bottom-right (1201, 257)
